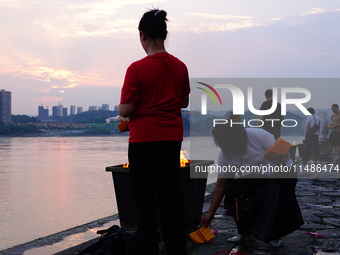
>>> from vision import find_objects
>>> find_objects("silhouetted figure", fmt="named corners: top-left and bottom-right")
top-left (119, 9), bottom-right (189, 255)
top-left (328, 104), bottom-right (340, 162)
top-left (259, 89), bottom-right (284, 139)
top-left (304, 107), bottom-right (320, 163)
top-left (201, 123), bottom-right (303, 248)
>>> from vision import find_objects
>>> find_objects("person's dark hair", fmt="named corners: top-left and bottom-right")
top-left (138, 9), bottom-right (168, 40)
top-left (307, 107), bottom-right (315, 115)
top-left (332, 104), bottom-right (339, 109)
top-left (212, 122), bottom-right (247, 157)
top-left (265, 89), bottom-right (272, 98)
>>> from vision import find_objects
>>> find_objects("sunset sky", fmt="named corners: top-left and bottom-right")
top-left (1, 0), bottom-right (339, 115)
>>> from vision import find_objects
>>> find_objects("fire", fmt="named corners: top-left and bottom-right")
top-left (180, 150), bottom-right (190, 167)
top-left (122, 151), bottom-right (190, 168)
top-left (123, 156), bottom-right (129, 168)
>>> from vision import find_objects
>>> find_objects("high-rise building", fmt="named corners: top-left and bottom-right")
top-left (70, 105), bottom-right (76, 115)
top-left (52, 106), bottom-right (57, 117)
top-left (38, 106), bottom-right (49, 121)
top-left (102, 104), bottom-right (109, 111)
top-left (52, 103), bottom-right (64, 117)
top-left (89, 105), bottom-right (98, 111)
top-left (0, 89), bottom-right (11, 123)
top-left (77, 106), bottom-right (83, 114)
top-left (57, 103), bottom-right (63, 117)
top-left (63, 107), bottom-right (67, 117)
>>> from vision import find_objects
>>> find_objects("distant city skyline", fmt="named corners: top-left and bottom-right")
top-left (1, 1), bottom-right (340, 115)
top-left (3, 83), bottom-right (338, 121)
top-left (38, 102), bottom-right (115, 119)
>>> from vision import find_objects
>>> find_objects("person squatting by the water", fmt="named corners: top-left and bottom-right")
top-left (201, 123), bottom-right (303, 248)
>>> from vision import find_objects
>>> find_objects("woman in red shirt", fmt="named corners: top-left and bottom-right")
top-left (119, 9), bottom-right (190, 255)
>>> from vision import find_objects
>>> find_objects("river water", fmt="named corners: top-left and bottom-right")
top-left (0, 136), bottom-right (133, 250)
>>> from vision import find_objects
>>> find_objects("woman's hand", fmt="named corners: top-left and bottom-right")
top-left (201, 213), bottom-right (214, 228)
top-left (200, 177), bottom-right (228, 228)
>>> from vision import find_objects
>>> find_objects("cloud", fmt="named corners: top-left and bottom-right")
top-left (38, 89), bottom-right (51, 93)
top-left (0, 0), bottom-right (164, 39)
top-left (0, 58), bottom-right (112, 89)
top-left (37, 19), bottom-right (139, 38)
top-left (189, 20), bottom-right (263, 33)
top-left (271, 17), bottom-right (282, 21)
top-left (23, 0), bottom-right (163, 38)
top-left (32, 96), bottom-right (65, 104)
top-left (174, 12), bottom-right (263, 33)
top-left (188, 12), bottom-right (252, 20)
top-left (0, 0), bottom-right (22, 8)
top-left (301, 8), bottom-right (327, 16)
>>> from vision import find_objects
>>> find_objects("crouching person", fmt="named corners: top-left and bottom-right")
top-left (201, 122), bottom-right (303, 247)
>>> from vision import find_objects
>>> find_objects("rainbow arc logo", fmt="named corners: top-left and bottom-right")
top-left (196, 82), bottom-right (222, 106)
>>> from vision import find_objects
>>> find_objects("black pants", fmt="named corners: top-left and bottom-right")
top-left (225, 176), bottom-right (302, 242)
top-left (225, 177), bottom-right (273, 235)
top-left (128, 141), bottom-right (187, 255)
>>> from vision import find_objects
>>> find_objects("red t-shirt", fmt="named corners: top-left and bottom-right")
top-left (120, 52), bottom-right (190, 143)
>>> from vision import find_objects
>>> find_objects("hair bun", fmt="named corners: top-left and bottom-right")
top-left (139, 9), bottom-right (168, 40)
top-left (154, 10), bottom-right (167, 20)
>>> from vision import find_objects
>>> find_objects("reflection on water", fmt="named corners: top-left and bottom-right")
top-left (0, 137), bottom-right (129, 250)
top-left (23, 219), bottom-right (120, 255)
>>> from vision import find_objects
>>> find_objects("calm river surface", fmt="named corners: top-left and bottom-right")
top-left (0, 136), bottom-right (131, 250)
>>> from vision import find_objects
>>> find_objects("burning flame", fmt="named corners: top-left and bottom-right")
top-left (292, 141), bottom-right (297, 146)
top-left (122, 151), bottom-right (190, 168)
top-left (123, 156), bottom-right (129, 168)
top-left (180, 150), bottom-right (190, 167)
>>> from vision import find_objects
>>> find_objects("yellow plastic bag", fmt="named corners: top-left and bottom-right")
top-left (264, 138), bottom-right (292, 165)
top-left (189, 226), bottom-right (215, 244)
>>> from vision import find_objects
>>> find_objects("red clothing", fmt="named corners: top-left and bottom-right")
top-left (120, 52), bottom-right (190, 143)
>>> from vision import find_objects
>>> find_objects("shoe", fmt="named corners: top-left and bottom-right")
top-left (229, 246), bottom-right (242, 255)
top-left (228, 234), bottom-right (246, 243)
top-left (307, 160), bottom-right (316, 164)
top-left (227, 234), bottom-right (253, 243)
top-left (269, 239), bottom-right (282, 248)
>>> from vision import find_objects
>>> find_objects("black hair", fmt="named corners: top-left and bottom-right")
top-left (212, 122), bottom-right (248, 157)
top-left (332, 104), bottom-right (339, 109)
top-left (265, 89), bottom-right (272, 98)
top-left (307, 107), bottom-right (315, 115)
top-left (228, 111), bottom-right (241, 121)
top-left (138, 9), bottom-right (168, 40)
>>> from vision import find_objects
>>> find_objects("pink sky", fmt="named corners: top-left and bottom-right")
top-left (0, 0), bottom-right (339, 115)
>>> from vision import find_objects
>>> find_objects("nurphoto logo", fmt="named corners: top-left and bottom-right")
top-left (196, 82), bottom-right (311, 116)
top-left (196, 82), bottom-right (312, 128)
